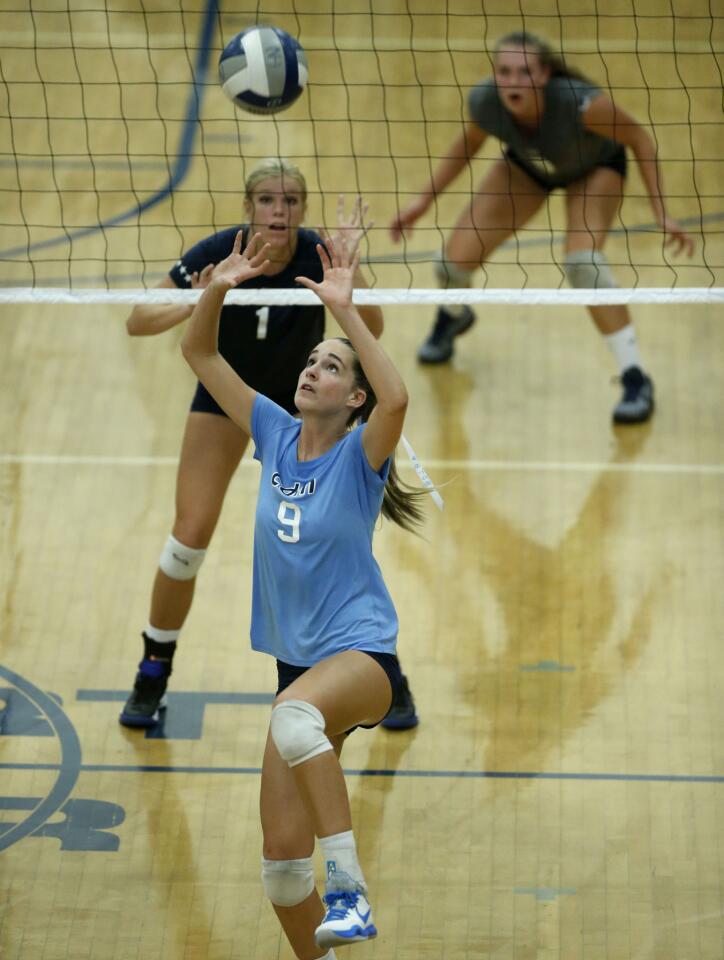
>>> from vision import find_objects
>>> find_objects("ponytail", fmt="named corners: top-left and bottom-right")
top-left (339, 339), bottom-right (428, 533)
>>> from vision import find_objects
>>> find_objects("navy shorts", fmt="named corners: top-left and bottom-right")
top-left (505, 144), bottom-right (627, 193)
top-left (275, 652), bottom-right (403, 731)
top-left (190, 381), bottom-right (297, 416)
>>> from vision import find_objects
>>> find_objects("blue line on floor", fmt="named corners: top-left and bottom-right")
top-left (2, 761), bottom-right (722, 784)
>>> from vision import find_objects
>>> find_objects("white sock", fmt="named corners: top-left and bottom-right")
top-left (144, 624), bottom-right (180, 643)
top-left (605, 325), bottom-right (643, 374)
top-left (317, 951), bottom-right (337, 960)
top-left (319, 829), bottom-right (365, 889)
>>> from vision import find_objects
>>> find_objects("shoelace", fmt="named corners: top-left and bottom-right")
top-left (323, 890), bottom-right (358, 920)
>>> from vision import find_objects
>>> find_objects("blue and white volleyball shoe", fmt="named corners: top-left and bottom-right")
top-left (314, 874), bottom-right (377, 948)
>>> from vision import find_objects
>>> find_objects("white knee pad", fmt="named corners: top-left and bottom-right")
top-left (564, 250), bottom-right (617, 289)
top-left (158, 534), bottom-right (206, 581)
top-left (261, 856), bottom-right (315, 907)
top-left (270, 700), bottom-right (333, 767)
top-left (434, 252), bottom-right (473, 289)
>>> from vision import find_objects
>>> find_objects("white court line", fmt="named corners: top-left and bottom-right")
top-left (1, 454), bottom-right (722, 476)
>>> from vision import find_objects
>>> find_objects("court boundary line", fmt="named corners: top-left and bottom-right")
top-left (2, 760), bottom-right (722, 784)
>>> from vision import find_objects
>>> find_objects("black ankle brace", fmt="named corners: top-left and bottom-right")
top-left (142, 633), bottom-right (177, 665)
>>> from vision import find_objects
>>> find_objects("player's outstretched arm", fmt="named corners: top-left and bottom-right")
top-left (389, 122), bottom-right (487, 242)
top-left (181, 231), bottom-right (271, 434)
top-left (126, 266), bottom-right (216, 337)
top-left (333, 194), bottom-right (384, 338)
top-left (582, 94), bottom-right (694, 257)
top-left (297, 234), bottom-right (408, 472)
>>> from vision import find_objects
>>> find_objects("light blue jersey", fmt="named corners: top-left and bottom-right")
top-left (250, 394), bottom-right (399, 667)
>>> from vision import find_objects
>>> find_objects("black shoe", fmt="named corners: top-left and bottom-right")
top-left (612, 366), bottom-right (655, 424)
top-left (119, 635), bottom-right (175, 728)
top-left (417, 306), bottom-right (476, 364)
top-left (381, 674), bottom-right (419, 730)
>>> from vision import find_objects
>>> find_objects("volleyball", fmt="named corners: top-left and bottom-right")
top-left (218, 26), bottom-right (308, 115)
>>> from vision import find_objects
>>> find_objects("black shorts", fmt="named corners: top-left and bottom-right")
top-left (275, 652), bottom-right (403, 731)
top-left (505, 145), bottom-right (627, 193)
top-left (190, 381), bottom-right (297, 417)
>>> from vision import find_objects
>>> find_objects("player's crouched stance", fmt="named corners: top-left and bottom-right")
top-left (180, 227), bottom-right (426, 956)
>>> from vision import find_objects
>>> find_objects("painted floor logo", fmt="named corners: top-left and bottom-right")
top-left (0, 667), bottom-right (125, 852)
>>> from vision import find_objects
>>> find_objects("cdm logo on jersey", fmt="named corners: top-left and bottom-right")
top-left (271, 472), bottom-right (317, 498)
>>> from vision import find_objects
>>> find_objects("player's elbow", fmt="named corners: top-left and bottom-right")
top-left (384, 386), bottom-right (409, 417)
top-left (126, 310), bottom-right (144, 336)
top-left (180, 338), bottom-right (197, 365)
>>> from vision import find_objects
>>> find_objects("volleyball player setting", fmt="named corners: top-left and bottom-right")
top-left (1, 6), bottom-right (722, 960)
top-left (218, 25), bottom-right (308, 114)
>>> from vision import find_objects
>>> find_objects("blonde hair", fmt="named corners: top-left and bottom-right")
top-left (244, 158), bottom-right (308, 202)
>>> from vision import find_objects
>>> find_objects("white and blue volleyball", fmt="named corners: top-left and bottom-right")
top-left (219, 26), bottom-right (308, 115)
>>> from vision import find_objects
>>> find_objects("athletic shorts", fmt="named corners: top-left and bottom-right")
top-left (275, 652), bottom-right (403, 731)
top-left (505, 144), bottom-right (627, 193)
top-left (190, 380), bottom-right (297, 417)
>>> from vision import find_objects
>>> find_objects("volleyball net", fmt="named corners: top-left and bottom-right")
top-left (1, 0), bottom-right (722, 307)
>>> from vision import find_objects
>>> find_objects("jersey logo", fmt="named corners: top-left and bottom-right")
top-left (271, 473), bottom-right (316, 498)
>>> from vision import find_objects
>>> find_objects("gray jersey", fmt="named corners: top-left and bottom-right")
top-left (468, 75), bottom-right (621, 186)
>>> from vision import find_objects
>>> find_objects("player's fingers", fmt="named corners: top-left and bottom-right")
top-left (666, 231), bottom-right (684, 256)
top-left (252, 259), bottom-right (271, 275)
top-left (295, 276), bottom-right (319, 293)
top-left (244, 231), bottom-right (263, 258)
top-left (315, 242), bottom-right (333, 270)
top-left (251, 241), bottom-right (271, 264)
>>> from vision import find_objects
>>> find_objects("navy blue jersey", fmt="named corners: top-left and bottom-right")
top-left (170, 226), bottom-right (325, 399)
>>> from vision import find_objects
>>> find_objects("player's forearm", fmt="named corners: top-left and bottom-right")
top-left (126, 303), bottom-right (192, 336)
top-left (180, 279), bottom-right (228, 366)
top-left (630, 132), bottom-right (667, 222)
top-left (333, 304), bottom-right (407, 413)
top-left (423, 153), bottom-right (469, 200)
top-left (356, 304), bottom-right (384, 338)
top-left (352, 270), bottom-right (383, 338)
top-left (422, 126), bottom-right (484, 199)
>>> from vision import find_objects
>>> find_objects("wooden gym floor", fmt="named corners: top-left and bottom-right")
top-left (1, 2), bottom-right (722, 958)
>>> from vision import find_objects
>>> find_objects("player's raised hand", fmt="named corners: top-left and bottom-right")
top-left (296, 232), bottom-right (360, 313)
top-left (190, 264), bottom-right (215, 289)
top-left (333, 194), bottom-right (373, 250)
top-left (210, 230), bottom-right (271, 288)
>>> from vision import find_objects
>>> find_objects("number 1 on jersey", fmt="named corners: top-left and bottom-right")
top-left (256, 306), bottom-right (270, 339)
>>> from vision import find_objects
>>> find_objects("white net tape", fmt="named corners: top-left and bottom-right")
top-left (1, 288), bottom-right (722, 307)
